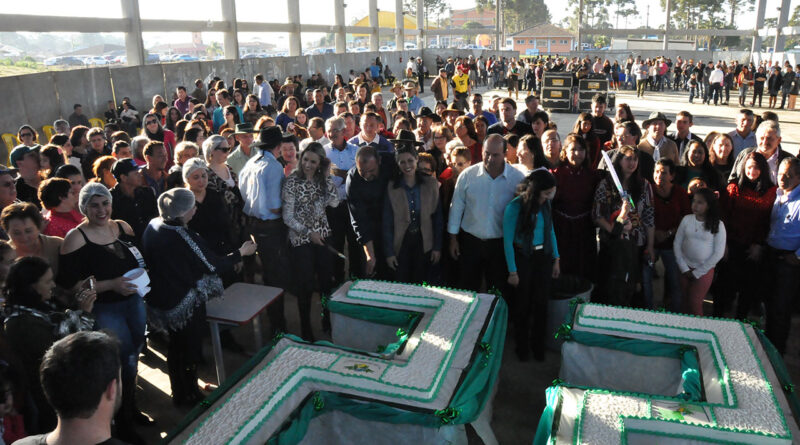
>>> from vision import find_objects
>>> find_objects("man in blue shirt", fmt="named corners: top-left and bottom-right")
top-left (765, 157), bottom-right (800, 354)
top-left (305, 89), bottom-right (334, 121)
top-left (238, 126), bottom-right (290, 334)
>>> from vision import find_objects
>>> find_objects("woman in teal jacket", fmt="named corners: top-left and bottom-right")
top-left (503, 169), bottom-right (560, 362)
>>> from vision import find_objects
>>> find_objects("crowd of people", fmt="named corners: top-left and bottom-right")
top-left (0, 52), bottom-right (797, 444)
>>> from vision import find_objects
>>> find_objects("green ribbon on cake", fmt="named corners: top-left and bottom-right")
top-left (533, 385), bottom-right (561, 445)
top-left (567, 330), bottom-right (703, 401)
top-left (261, 297), bottom-right (508, 445)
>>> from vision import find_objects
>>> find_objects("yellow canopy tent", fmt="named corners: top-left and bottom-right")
top-left (350, 11), bottom-right (437, 36)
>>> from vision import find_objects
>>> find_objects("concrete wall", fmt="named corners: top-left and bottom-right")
top-left (0, 49), bottom-right (518, 138)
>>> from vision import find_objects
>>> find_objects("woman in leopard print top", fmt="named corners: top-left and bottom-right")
top-left (282, 142), bottom-right (338, 341)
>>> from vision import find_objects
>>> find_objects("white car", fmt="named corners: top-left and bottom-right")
top-left (404, 42), bottom-right (417, 50)
top-left (85, 56), bottom-right (108, 66)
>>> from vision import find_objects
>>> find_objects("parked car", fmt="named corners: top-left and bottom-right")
top-left (84, 56), bottom-right (109, 66)
top-left (172, 54), bottom-right (199, 62)
top-left (404, 42), bottom-right (417, 50)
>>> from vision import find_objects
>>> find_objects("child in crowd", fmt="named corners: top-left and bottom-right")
top-left (673, 188), bottom-right (726, 315)
top-left (688, 73), bottom-right (698, 103)
top-left (687, 177), bottom-right (707, 196)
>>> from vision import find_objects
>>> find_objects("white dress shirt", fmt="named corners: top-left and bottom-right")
top-left (447, 162), bottom-right (525, 239)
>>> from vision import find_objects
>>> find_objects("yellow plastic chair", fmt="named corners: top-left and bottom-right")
top-left (89, 117), bottom-right (104, 128)
top-left (1, 134), bottom-right (18, 166)
top-left (42, 125), bottom-right (56, 141)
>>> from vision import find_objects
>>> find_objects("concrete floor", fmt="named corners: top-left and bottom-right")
top-left (133, 87), bottom-right (800, 444)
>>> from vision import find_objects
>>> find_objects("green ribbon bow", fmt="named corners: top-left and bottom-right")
top-left (396, 328), bottom-right (407, 338)
top-left (555, 323), bottom-right (572, 340)
top-left (478, 342), bottom-right (493, 368)
top-left (312, 392), bottom-right (324, 411)
top-left (784, 384), bottom-right (796, 393)
top-left (552, 378), bottom-right (564, 386)
top-left (743, 318), bottom-right (764, 332)
top-left (434, 407), bottom-right (460, 425)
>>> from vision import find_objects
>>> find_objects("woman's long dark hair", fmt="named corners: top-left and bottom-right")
top-left (165, 106), bottom-right (181, 132)
top-left (40, 144), bottom-right (65, 178)
top-left (143, 112), bottom-right (165, 141)
top-left (611, 145), bottom-right (643, 203)
top-left (561, 133), bottom-right (591, 169)
top-left (4, 256), bottom-right (51, 311)
top-left (737, 151), bottom-right (774, 194)
top-left (693, 187), bottom-right (721, 234)
top-left (681, 140), bottom-right (724, 192)
top-left (519, 134), bottom-right (548, 169)
top-left (515, 169), bottom-right (557, 236)
top-left (571, 112), bottom-right (593, 135)
top-left (615, 103), bottom-right (634, 124)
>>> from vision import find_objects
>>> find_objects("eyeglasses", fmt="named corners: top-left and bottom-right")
top-left (19, 133), bottom-right (33, 138)
top-left (145, 120), bottom-right (158, 126)
top-left (214, 144), bottom-right (230, 153)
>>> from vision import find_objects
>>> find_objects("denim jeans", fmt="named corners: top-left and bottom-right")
top-left (93, 295), bottom-right (146, 382)
top-left (641, 249), bottom-right (682, 311)
top-left (689, 87), bottom-right (697, 102)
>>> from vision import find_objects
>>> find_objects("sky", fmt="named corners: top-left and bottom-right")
top-left (4, 0), bottom-right (795, 47)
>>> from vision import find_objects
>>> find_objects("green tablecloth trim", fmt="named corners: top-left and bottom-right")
top-left (568, 330), bottom-right (703, 402)
top-left (266, 298), bottom-right (508, 445)
top-left (754, 328), bottom-right (800, 421)
top-left (533, 385), bottom-right (561, 445)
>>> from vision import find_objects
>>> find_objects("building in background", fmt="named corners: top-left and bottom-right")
top-left (510, 24), bottom-right (574, 55)
top-left (450, 7), bottom-right (495, 28)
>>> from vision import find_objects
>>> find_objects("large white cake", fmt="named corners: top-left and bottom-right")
top-left (537, 303), bottom-right (795, 445)
top-left (166, 280), bottom-right (506, 445)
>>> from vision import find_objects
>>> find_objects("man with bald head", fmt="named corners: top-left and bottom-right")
top-left (448, 134), bottom-right (525, 293)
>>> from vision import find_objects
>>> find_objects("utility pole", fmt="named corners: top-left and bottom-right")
top-left (646, 4), bottom-right (650, 29)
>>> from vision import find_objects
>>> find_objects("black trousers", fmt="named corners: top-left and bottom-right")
top-left (514, 249), bottom-right (553, 356)
top-left (326, 203), bottom-right (361, 285)
top-left (765, 248), bottom-right (800, 354)
top-left (458, 231), bottom-right (507, 296)
top-left (712, 242), bottom-right (766, 319)
top-left (167, 305), bottom-right (206, 399)
top-left (392, 230), bottom-right (428, 284)
top-left (249, 218), bottom-right (290, 334)
top-left (289, 243), bottom-right (334, 340)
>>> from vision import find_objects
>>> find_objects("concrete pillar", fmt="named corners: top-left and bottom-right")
top-left (120, 0), bottom-right (145, 66)
top-left (335, 0), bottom-right (346, 53)
top-left (752, 0), bottom-right (767, 55)
top-left (287, 0), bottom-right (301, 57)
top-left (577, 0), bottom-right (583, 51)
top-left (417, 0), bottom-right (425, 49)
top-left (774, 0), bottom-right (791, 53)
top-left (369, 0), bottom-right (379, 51)
top-left (495, 0), bottom-right (501, 50)
top-left (395, 0), bottom-right (404, 50)
top-left (663, 0), bottom-right (671, 51)
top-left (221, 0), bottom-right (239, 60)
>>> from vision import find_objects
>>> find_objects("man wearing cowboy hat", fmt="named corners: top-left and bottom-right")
top-left (414, 107), bottom-right (436, 150)
top-left (403, 80), bottom-right (424, 115)
top-left (239, 126), bottom-right (291, 335)
top-left (431, 69), bottom-right (449, 103)
top-left (386, 81), bottom-right (405, 116)
top-left (276, 77), bottom-right (298, 110)
top-left (441, 103), bottom-right (464, 130)
top-left (227, 123), bottom-right (259, 176)
top-left (638, 111), bottom-right (679, 165)
top-left (451, 65), bottom-right (471, 111)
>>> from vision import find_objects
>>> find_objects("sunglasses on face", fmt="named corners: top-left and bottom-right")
top-left (19, 133), bottom-right (33, 138)
top-left (214, 145), bottom-right (230, 153)
top-left (145, 120), bottom-right (158, 126)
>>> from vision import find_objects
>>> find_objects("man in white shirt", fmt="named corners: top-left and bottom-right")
top-left (253, 73), bottom-right (273, 113)
top-left (708, 64), bottom-right (725, 105)
top-left (299, 117), bottom-right (330, 152)
top-left (324, 117), bottom-right (360, 284)
top-left (448, 134), bottom-right (525, 293)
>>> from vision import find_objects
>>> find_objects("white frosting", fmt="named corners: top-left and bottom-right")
top-left (177, 280), bottom-right (484, 445)
top-left (567, 304), bottom-right (791, 444)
